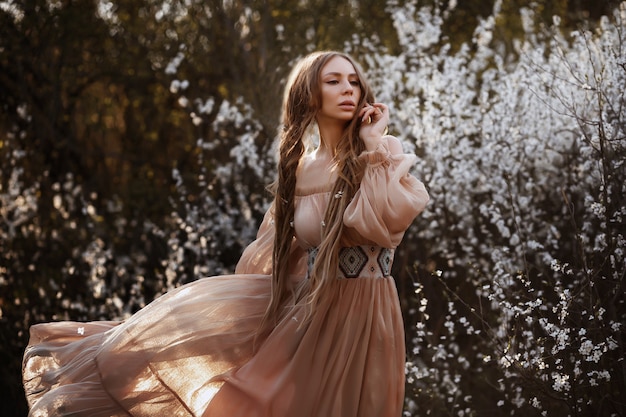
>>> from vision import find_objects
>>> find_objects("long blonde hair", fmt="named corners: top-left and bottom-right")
top-left (260, 51), bottom-right (375, 333)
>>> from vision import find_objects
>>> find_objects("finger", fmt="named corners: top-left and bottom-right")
top-left (361, 107), bottom-right (375, 122)
top-left (372, 103), bottom-right (387, 116)
top-left (372, 104), bottom-right (389, 122)
top-left (369, 106), bottom-right (385, 123)
top-left (361, 105), bottom-right (380, 122)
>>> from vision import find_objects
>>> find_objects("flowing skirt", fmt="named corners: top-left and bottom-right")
top-left (23, 273), bottom-right (405, 417)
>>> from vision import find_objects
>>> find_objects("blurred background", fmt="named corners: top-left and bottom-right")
top-left (1, 0), bottom-right (624, 416)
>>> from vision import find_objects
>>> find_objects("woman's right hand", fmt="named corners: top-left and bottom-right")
top-left (358, 103), bottom-right (389, 151)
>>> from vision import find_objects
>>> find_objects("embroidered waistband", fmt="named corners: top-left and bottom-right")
top-left (306, 245), bottom-right (395, 279)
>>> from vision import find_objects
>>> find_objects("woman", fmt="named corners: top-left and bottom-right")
top-left (23, 51), bottom-right (429, 417)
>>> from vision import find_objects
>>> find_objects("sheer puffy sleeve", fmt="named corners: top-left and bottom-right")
top-left (343, 136), bottom-right (430, 248)
top-left (235, 201), bottom-right (307, 278)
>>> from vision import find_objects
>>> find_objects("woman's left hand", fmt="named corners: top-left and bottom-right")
top-left (358, 103), bottom-right (389, 151)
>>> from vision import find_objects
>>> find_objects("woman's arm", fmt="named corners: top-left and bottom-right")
top-left (343, 135), bottom-right (429, 248)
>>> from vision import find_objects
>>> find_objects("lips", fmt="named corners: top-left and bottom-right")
top-left (339, 101), bottom-right (356, 109)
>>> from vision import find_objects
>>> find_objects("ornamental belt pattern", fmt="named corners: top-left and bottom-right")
top-left (306, 245), bottom-right (394, 279)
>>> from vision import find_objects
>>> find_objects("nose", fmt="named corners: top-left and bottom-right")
top-left (342, 80), bottom-right (353, 94)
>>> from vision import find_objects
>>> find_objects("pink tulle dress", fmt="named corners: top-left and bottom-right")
top-left (22, 141), bottom-right (429, 417)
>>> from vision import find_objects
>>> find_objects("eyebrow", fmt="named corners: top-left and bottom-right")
top-left (322, 71), bottom-right (358, 78)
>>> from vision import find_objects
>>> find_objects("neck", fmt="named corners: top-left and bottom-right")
top-left (317, 120), bottom-right (346, 157)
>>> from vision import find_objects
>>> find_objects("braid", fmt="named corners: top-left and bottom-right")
top-left (266, 126), bottom-right (304, 323)
top-left (257, 53), bottom-right (325, 335)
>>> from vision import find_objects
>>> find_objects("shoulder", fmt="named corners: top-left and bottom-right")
top-left (296, 153), bottom-right (318, 179)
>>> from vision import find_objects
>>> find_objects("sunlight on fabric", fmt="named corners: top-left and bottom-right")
top-left (191, 385), bottom-right (220, 414)
top-left (149, 356), bottom-right (225, 414)
top-left (133, 377), bottom-right (156, 393)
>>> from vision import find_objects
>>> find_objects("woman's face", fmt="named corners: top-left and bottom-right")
top-left (317, 56), bottom-right (362, 125)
